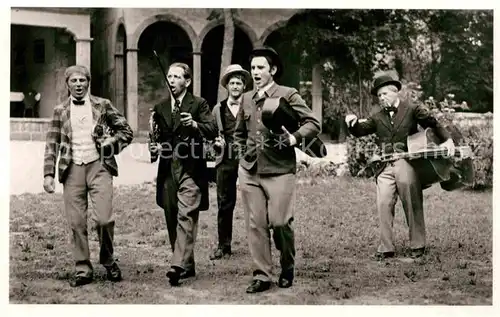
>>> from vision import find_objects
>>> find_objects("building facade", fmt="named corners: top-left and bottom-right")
top-left (10, 8), bottom-right (324, 139)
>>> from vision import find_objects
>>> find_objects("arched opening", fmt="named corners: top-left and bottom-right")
top-left (201, 25), bottom-right (253, 108)
top-left (10, 24), bottom-right (75, 118)
top-left (114, 24), bottom-right (127, 117)
top-left (263, 27), bottom-right (303, 90)
top-left (137, 21), bottom-right (193, 131)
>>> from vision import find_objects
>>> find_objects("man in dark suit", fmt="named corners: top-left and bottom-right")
top-left (149, 62), bottom-right (217, 286)
top-left (43, 65), bottom-right (133, 287)
top-left (345, 74), bottom-right (455, 260)
top-left (209, 64), bottom-right (252, 260)
top-left (234, 46), bottom-right (321, 293)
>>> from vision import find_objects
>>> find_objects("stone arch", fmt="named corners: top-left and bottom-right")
top-left (257, 19), bottom-right (291, 46)
top-left (129, 13), bottom-right (197, 50)
top-left (195, 18), bottom-right (258, 52)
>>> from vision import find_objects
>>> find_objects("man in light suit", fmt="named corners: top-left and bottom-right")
top-left (43, 65), bottom-right (133, 287)
top-left (150, 62), bottom-right (218, 286)
top-left (234, 46), bottom-right (321, 293)
top-left (209, 64), bottom-right (252, 260)
top-left (345, 74), bottom-right (455, 260)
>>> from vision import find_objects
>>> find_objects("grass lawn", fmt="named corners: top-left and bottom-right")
top-left (9, 177), bottom-right (492, 304)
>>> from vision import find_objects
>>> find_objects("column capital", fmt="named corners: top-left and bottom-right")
top-left (74, 37), bottom-right (93, 43)
top-left (192, 51), bottom-right (202, 55)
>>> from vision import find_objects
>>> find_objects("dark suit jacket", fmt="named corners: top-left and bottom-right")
top-left (234, 83), bottom-right (321, 175)
top-left (44, 95), bottom-right (133, 183)
top-left (153, 92), bottom-right (217, 210)
top-left (348, 99), bottom-right (451, 177)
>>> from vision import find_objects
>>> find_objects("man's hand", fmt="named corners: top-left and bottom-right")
top-left (345, 114), bottom-right (358, 128)
top-left (43, 175), bottom-right (55, 194)
top-left (280, 126), bottom-right (297, 147)
top-left (180, 112), bottom-right (197, 128)
top-left (440, 138), bottom-right (456, 157)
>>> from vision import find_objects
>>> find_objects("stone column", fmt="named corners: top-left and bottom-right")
top-left (75, 37), bottom-right (92, 70)
top-left (312, 63), bottom-right (323, 124)
top-left (126, 48), bottom-right (139, 132)
top-left (192, 51), bottom-right (202, 96)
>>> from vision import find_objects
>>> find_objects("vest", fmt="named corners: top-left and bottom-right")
top-left (70, 101), bottom-right (100, 165)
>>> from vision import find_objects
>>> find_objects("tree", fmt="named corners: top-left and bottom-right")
top-left (208, 9), bottom-right (236, 102)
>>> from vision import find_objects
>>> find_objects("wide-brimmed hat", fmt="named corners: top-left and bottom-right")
top-left (250, 46), bottom-right (283, 78)
top-left (370, 74), bottom-right (402, 96)
top-left (220, 64), bottom-right (252, 88)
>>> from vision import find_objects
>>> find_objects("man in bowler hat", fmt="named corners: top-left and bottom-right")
top-left (345, 73), bottom-right (455, 260)
top-left (43, 65), bottom-right (133, 287)
top-left (209, 64), bottom-right (252, 260)
top-left (234, 46), bottom-right (321, 293)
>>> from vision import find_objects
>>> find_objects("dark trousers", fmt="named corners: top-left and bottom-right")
top-left (215, 159), bottom-right (239, 248)
top-left (162, 159), bottom-right (201, 272)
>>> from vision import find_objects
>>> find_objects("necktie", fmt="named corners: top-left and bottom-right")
top-left (173, 99), bottom-right (181, 115)
top-left (73, 99), bottom-right (84, 105)
top-left (384, 106), bottom-right (397, 113)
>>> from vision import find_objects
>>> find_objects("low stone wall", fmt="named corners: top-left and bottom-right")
top-left (10, 118), bottom-right (51, 141)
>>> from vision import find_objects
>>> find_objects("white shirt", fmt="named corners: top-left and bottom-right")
top-left (69, 94), bottom-right (100, 164)
top-left (257, 81), bottom-right (275, 98)
top-left (389, 98), bottom-right (400, 118)
top-left (227, 96), bottom-right (242, 118)
top-left (171, 89), bottom-right (187, 113)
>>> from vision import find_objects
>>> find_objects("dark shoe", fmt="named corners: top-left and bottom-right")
top-left (179, 268), bottom-right (196, 279)
top-left (105, 262), bottom-right (122, 282)
top-left (410, 247), bottom-right (425, 259)
top-left (278, 270), bottom-right (294, 288)
top-left (374, 251), bottom-right (395, 261)
top-left (166, 267), bottom-right (182, 286)
top-left (209, 246), bottom-right (232, 260)
top-left (69, 275), bottom-right (93, 287)
top-left (246, 280), bottom-right (271, 293)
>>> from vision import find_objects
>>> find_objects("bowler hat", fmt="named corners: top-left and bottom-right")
top-left (261, 97), bottom-right (327, 158)
top-left (250, 46), bottom-right (283, 78)
top-left (220, 64), bottom-right (252, 89)
top-left (370, 74), bottom-right (401, 96)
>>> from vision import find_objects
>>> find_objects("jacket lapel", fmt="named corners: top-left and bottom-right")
top-left (154, 96), bottom-right (173, 128)
top-left (391, 100), bottom-right (410, 132)
top-left (374, 106), bottom-right (392, 132)
top-left (174, 92), bottom-right (194, 131)
top-left (90, 95), bottom-right (105, 124)
top-left (60, 98), bottom-right (73, 139)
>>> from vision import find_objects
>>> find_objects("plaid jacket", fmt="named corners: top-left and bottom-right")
top-left (43, 95), bottom-right (134, 183)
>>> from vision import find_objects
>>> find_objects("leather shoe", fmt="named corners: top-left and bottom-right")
top-left (166, 267), bottom-right (182, 286)
top-left (179, 268), bottom-right (196, 279)
top-left (374, 251), bottom-right (395, 260)
top-left (105, 262), bottom-right (122, 282)
top-left (246, 280), bottom-right (271, 293)
top-left (209, 247), bottom-right (231, 260)
top-left (69, 275), bottom-right (93, 287)
top-left (278, 277), bottom-right (293, 288)
top-left (411, 247), bottom-right (425, 258)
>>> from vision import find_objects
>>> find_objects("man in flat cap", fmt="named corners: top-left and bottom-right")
top-left (209, 64), bottom-right (251, 260)
top-left (43, 64), bottom-right (133, 287)
top-left (234, 46), bottom-right (321, 293)
top-left (345, 73), bottom-right (455, 261)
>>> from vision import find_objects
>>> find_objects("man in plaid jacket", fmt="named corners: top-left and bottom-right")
top-left (43, 65), bottom-right (133, 287)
